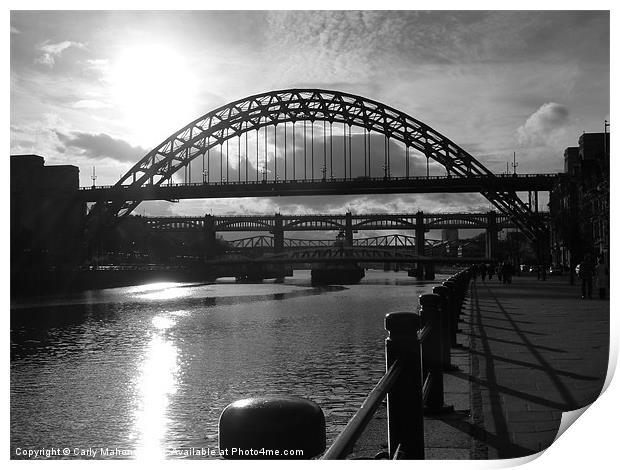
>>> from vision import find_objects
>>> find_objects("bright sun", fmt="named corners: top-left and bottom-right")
top-left (109, 44), bottom-right (199, 149)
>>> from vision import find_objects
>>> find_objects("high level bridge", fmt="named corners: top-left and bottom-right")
top-left (85, 89), bottom-right (556, 243)
top-left (140, 211), bottom-right (549, 259)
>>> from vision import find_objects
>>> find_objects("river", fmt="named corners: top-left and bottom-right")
top-left (10, 269), bottom-right (449, 459)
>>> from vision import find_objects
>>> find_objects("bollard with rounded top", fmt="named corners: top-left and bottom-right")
top-left (419, 294), bottom-right (453, 415)
top-left (432, 285), bottom-right (453, 371)
top-left (385, 311), bottom-right (424, 459)
top-left (443, 280), bottom-right (461, 347)
top-left (219, 395), bottom-right (326, 459)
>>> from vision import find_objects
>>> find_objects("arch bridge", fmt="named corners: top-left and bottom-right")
top-left (139, 210), bottom-right (528, 259)
top-left (223, 234), bottom-right (480, 258)
top-left (141, 211), bottom-right (548, 232)
top-left (87, 89), bottom-right (552, 241)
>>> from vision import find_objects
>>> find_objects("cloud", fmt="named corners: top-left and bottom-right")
top-left (85, 58), bottom-right (109, 74)
top-left (261, 11), bottom-right (564, 87)
top-left (55, 131), bottom-right (147, 163)
top-left (516, 103), bottom-right (570, 147)
top-left (35, 40), bottom-right (86, 67)
top-left (72, 99), bottom-right (112, 110)
top-left (146, 192), bottom-right (491, 220)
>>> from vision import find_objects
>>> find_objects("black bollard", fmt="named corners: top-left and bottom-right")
top-left (219, 395), bottom-right (326, 459)
top-left (445, 279), bottom-right (461, 318)
top-left (443, 280), bottom-right (460, 347)
top-left (385, 311), bottom-right (424, 459)
top-left (419, 294), bottom-right (453, 415)
top-left (432, 285), bottom-right (454, 371)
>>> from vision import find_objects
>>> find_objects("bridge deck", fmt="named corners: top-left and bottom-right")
top-left (141, 211), bottom-right (550, 232)
top-left (79, 174), bottom-right (558, 202)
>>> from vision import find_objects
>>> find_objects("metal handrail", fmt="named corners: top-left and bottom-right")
top-left (322, 360), bottom-right (403, 459)
top-left (78, 173), bottom-right (560, 191)
top-left (421, 375), bottom-right (432, 405)
top-left (417, 324), bottom-right (432, 343)
top-left (323, 284), bottom-right (451, 460)
top-left (215, 268), bottom-right (473, 460)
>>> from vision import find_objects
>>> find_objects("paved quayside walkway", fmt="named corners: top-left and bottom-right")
top-left (456, 274), bottom-right (609, 459)
top-left (350, 274), bottom-right (609, 460)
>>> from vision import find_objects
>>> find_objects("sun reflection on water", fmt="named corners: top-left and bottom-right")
top-left (133, 315), bottom-right (179, 460)
top-left (127, 282), bottom-right (183, 293)
top-left (137, 288), bottom-right (191, 301)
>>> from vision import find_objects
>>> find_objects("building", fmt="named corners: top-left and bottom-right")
top-left (549, 131), bottom-right (609, 273)
top-left (11, 154), bottom-right (85, 273)
top-left (441, 228), bottom-right (459, 257)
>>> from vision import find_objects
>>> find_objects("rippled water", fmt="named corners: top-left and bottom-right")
top-left (11, 270), bottom-right (447, 459)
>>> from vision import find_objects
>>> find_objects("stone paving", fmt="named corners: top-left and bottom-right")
top-left (463, 274), bottom-right (609, 459)
top-left (347, 273), bottom-right (609, 460)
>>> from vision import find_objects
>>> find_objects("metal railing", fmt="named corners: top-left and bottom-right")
top-left (218, 268), bottom-right (473, 460)
top-left (322, 268), bottom-right (471, 460)
top-left (78, 173), bottom-right (559, 191)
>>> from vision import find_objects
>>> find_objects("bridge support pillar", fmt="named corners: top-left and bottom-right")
top-left (415, 211), bottom-right (426, 280)
top-left (345, 212), bottom-right (354, 247)
top-left (272, 213), bottom-right (284, 253)
top-left (204, 215), bottom-right (217, 259)
top-left (485, 211), bottom-right (498, 260)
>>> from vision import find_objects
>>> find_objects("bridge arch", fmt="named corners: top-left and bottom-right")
top-left (283, 219), bottom-right (344, 232)
top-left (215, 219), bottom-right (274, 232)
top-left (147, 219), bottom-right (203, 231)
top-left (354, 215), bottom-right (417, 231)
top-left (426, 214), bottom-right (488, 230)
top-left (98, 89), bottom-right (544, 239)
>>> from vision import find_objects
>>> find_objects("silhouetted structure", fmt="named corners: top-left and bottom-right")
top-left (549, 131), bottom-right (610, 277)
top-left (83, 89), bottom-right (549, 243)
top-left (11, 154), bottom-right (85, 274)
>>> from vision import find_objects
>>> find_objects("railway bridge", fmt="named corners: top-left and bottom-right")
top-left (138, 211), bottom-right (549, 259)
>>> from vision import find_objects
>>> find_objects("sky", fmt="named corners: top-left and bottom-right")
top-left (9, 9), bottom-right (610, 219)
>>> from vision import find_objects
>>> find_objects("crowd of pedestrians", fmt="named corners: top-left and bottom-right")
top-left (471, 254), bottom-right (608, 300)
top-left (473, 261), bottom-right (514, 284)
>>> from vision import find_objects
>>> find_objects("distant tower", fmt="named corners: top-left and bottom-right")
top-left (441, 228), bottom-right (459, 257)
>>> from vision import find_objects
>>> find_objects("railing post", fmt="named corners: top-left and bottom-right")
top-left (385, 312), bottom-right (424, 459)
top-left (442, 280), bottom-right (459, 347)
top-left (420, 294), bottom-right (453, 414)
top-left (453, 274), bottom-right (466, 318)
top-left (432, 285), bottom-right (453, 371)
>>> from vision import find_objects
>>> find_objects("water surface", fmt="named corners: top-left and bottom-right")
top-left (11, 269), bottom-right (446, 459)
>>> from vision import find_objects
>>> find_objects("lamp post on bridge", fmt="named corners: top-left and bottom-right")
top-left (382, 163), bottom-right (390, 179)
top-left (262, 163), bottom-right (268, 182)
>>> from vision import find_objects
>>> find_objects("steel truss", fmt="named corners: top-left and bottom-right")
top-left (96, 89), bottom-right (546, 239)
top-left (142, 212), bottom-right (549, 232)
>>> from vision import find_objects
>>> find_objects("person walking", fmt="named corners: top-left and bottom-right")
top-left (595, 257), bottom-right (609, 300)
top-left (503, 261), bottom-right (513, 284)
top-left (577, 255), bottom-right (594, 299)
top-left (500, 262), bottom-right (511, 284)
top-left (480, 263), bottom-right (487, 281)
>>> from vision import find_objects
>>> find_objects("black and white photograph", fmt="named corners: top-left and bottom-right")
top-left (9, 5), bottom-right (612, 463)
